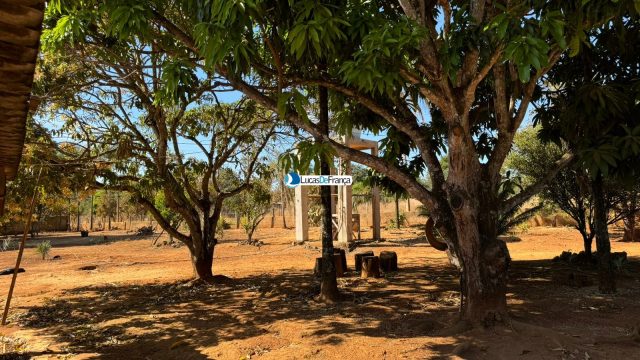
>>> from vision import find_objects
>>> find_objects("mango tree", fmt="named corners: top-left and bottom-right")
top-left (47, 0), bottom-right (636, 324)
top-left (38, 12), bottom-right (277, 280)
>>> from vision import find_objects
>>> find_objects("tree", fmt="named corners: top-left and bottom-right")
top-left (38, 16), bottom-right (278, 280)
top-left (0, 119), bottom-right (90, 235)
top-left (508, 128), bottom-right (637, 256)
top-left (229, 179), bottom-right (272, 243)
top-left (534, 16), bottom-right (640, 293)
top-left (48, 0), bottom-right (635, 324)
top-left (95, 190), bottom-right (117, 230)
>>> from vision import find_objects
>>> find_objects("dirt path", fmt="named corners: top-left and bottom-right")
top-left (1, 226), bottom-right (639, 359)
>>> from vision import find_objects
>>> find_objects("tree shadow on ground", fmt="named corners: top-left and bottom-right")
top-left (8, 256), bottom-right (640, 359)
top-left (9, 261), bottom-right (462, 359)
top-left (6, 233), bottom-right (157, 250)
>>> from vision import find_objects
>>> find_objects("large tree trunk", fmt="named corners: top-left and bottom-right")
top-left (395, 193), bottom-right (401, 228)
top-left (624, 193), bottom-right (637, 242)
top-left (446, 124), bottom-right (509, 326)
top-left (318, 81), bottom-right (340, 302)
top-left (190, 232), bottom-right (215, 280)
top-left (191, 246), bottom-right (214, 280)
top-left (592, 174), bottom-right (615, 293)
top-left (453, 204), bottom-right (510, 326)
top-left (583, 234), bottom-right (594, 256)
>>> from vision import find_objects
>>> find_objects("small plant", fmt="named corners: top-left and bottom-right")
top-left (35, 240), bottom-right (52, 260)
top-left (387, 213), bottom-right (407, 229)
top-left (216, 218), bottom-right (227, 239)
top-left (219, 218), bottom-right (231, 230)
top-left (1, 237), bottom-right (14, 251)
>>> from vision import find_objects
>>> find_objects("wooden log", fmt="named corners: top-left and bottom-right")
top-left (354, 251), bottom-right (374, 272)
top-left (313, 257), bottom-right (322, 277)
top-left (333, 248), bottom-right (347, 272)
top-left (361, 256), bottom-right (380, 279)
top-left (313, 254), bottom-right (345, 277)
top-left (380, 251), bottom-right (398, 272)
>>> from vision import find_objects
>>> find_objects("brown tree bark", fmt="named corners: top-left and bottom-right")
top-left (317, 82), bottom-right (340, 302)
top-left (592, 174), bottom-right (616, 293)
top-left (189, 228), bottom-right (217, 280)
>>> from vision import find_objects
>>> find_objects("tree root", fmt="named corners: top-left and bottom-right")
top-left (184, 275), bottom-right (233, 287)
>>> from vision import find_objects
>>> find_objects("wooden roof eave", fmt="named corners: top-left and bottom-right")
top-left (0, 0), bottom-right (46, 215)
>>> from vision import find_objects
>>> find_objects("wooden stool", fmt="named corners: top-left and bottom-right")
top-left (314, 254), bottom-right (345, 277)
top-left (354, 251), bottom-right (374, 272)
top-left (380, 251), bottom-right (398, 272)
top-left (361, 256), bottom-right (380, 278)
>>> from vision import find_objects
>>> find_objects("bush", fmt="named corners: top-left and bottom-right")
top-left (216, 218), bottom-right (229, 239)
top-left (387, 213), bottom-right (407, 229)
top-left (35, 240), bottom-right (52, 260)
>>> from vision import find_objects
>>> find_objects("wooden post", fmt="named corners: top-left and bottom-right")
top-left (2, 168), bottom-right (42, 325)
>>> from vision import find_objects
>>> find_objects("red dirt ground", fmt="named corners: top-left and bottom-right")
top-left (1, 226), bottom-right (639, 359)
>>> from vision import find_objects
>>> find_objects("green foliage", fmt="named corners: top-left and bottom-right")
top-left (279, 140), bottom-right (336, 175)
top-left (35, 240), bottom-right (52, 260)
top-left (216, 218), bottom-right (229, 239)
top-left (340, 19), bottom-right (422, 95)
top-left (227, 179), bottom-right (272, 241)
top-left (153, 192), bottom-right (182, 229)
top-left (386, 213), bottom-right (407, 229)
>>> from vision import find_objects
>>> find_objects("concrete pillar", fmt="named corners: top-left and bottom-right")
top-left (337, 160), bottom-right (352, 245)
top-left (371, 145), bottom-right (381, 240)
top-left (294, 185), bottom-right (309, 244)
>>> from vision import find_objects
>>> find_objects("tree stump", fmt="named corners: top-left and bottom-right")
top-left (313, 254), bottom-right (345, 277)
top-left (361, 256), bottom-right (380, 278)
top-left (354, 251), bottom-right (374, 272)
top-left (380, 251), bottom-right (398, 272)
top-left (334, 248), bottom-right (347, 272)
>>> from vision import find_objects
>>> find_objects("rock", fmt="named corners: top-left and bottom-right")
top-left (497, 235), bottom-right (521, 243)
top-left (0, 267), bottom-right (25, 276)
top-left (552, 270), bottom-right (593, 287)
top-left (553, 214), bottom-right (578, 227)
top-left (79, 265), bottom-right (97, 271)
top-left (52, 255), bottom-right (62, 260)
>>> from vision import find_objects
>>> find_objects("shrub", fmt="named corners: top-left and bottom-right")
top-left (35, 240), bottom-right (52, 260)
top-left (387, 213), bottom-right (407, 229)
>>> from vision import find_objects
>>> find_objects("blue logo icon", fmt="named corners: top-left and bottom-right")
top-left (285, 172), bottom-right (301, 188)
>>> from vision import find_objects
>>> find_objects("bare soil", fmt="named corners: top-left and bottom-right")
top-left (1, 226), bottom-right (639, 359)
